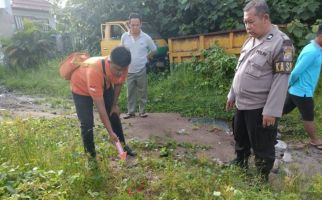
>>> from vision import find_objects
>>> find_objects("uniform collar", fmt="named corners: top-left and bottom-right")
top-left (247, 25), bottom-right (277, 49)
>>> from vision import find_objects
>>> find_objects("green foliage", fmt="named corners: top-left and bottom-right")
top-left (268, 0), bottom-right (322, 24)
top-left (286, 19), bottom-right (322, 54)
top-left (0, 118), bottom-right (321, 199)
top-left (0, 164), bottom-right (67, 198)
top-left (1, 20), bottom-right (57, 69)
top-left (57, 0), bottom-right (144, 54)
top-left (0, 59), bottom-right (70, 98)
top-left (54, 0), bottom-right (322, 54)
top-left (0, 118), bottom-right (109, 199)
top-left (194, 46), bottom-right (237, 93)
top-left (138, 45), bottom-right (236, 119)
top-left (142, 0), bottom-right (245, 37)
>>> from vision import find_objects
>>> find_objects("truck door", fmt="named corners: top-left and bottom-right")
top-left (101, 24), bottom-right (126, 56)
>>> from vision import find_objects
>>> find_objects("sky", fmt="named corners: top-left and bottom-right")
top-left (48, 0), bottom-right (68, 8)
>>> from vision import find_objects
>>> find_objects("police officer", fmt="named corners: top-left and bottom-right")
top-left (226, 0), bottom-right (294, 181)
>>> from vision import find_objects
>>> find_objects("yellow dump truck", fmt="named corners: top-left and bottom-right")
top-left (100, 20), bottom-right (169, 72)
top-left (167, 29), bottom-right (249, 64)
top-left (167, 25), bottom-right (287, 64)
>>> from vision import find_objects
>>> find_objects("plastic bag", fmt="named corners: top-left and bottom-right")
top-left (59, 52), bottom-right (90, 80)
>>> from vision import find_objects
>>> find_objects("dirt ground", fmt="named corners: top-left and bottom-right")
top-left (120, 112), bottom-right (235, 162)
top-left (0, 86), bottom-right (235, 162)
top-left (1, 86), bottom-right (321, 181)
top-left (0, 86), bottom-right (59, 119)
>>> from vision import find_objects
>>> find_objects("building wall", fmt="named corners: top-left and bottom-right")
top-left (1, 0), bottom-right (56, 34)
top-left (0, 0), bottom-right (14, 37)
top-left (12, 9), bottom-right (55, 30)
top-left (0, 0), bottom-right (11, 13)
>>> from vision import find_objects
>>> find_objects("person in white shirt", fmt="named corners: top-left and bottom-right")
top-left (121, 13), bottom-right (157, 119)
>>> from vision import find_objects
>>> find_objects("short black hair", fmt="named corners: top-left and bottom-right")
top-left (244, 0), bottom-right (270, 17)
top-left (129, 13), bottom-right (141, 22)
top-left (110, 46), bottom-right (131, 68)
top-left (317, 24), bottom-right (322, 36)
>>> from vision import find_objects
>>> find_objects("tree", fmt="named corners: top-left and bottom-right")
top-left (2, 20), bottom-right (57, 69)
top-left (55, 0), bottom-right (322, 54)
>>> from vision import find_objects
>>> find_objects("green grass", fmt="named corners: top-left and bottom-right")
top-left (130, 61), bottom-right (234, 120)
top-left (0, 118), bottom-right (321, 199)
top-left (0, 59), bottom-right (70, 98)
top-left (145, 68), bottom-right (230, 119)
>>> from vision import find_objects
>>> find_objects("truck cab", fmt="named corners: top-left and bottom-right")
top-left (100, 20), bottom-right (168, 72)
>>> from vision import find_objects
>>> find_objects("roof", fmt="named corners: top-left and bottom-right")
top-left (12, 0), bottom-right (51, 12)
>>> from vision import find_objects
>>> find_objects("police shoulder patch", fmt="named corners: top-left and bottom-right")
top-left (281, 40), bottom-right (293, 62)
top-left (274, 62), bottom-right (293, 74)
top-left (274, 39), bottom-right (294, 74)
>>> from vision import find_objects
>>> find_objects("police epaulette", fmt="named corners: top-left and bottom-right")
top-left (280, 34), bottom-right (291, 42)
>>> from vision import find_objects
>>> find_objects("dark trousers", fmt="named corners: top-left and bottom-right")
top-left (283, 92), bottom-right (314, 121)
top-left (73, 86), bottom-right (125, 158)
top-left (233, 108), bottom-right (277, 175)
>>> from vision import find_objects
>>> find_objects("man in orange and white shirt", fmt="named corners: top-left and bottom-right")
top-left (70, 46), bottom-right (136, 161)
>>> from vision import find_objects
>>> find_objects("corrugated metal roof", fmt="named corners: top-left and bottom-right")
top-left (12, 0), bottom-right (51, 12)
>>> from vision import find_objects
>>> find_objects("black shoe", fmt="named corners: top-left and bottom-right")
top-left (124, 145), bottom-right (137, 157)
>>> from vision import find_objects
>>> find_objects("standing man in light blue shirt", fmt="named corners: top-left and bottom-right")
top-left (283, 25), bottom-right (322, 150)
top-left (121, 13), bottom-right (157, 119)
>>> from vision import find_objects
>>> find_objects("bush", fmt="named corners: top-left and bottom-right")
top-left (142, 45), bottom-right (236, 119)
top-left (1, 19), bottom-right (57, 69)
top-left (194, 45), bottom-right (237, 94)
top-left (286, 19), bottom-right (322, 55)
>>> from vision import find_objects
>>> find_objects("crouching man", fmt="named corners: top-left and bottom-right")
top-left (70, 46), bottom-right (136, 163)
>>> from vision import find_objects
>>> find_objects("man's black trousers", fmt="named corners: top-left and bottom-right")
top-left (72, 86), bottom-right (125, 158)
top-left (233, 108), bottom-right (277, 175)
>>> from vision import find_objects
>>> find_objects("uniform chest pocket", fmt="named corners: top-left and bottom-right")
top-left (246, 55), bottom-right (268, 78)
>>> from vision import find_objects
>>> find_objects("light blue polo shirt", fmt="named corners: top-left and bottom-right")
top-left (288, 40), bottom-right (322, 97)
top-left (121, 31), bottom-right (157, 73)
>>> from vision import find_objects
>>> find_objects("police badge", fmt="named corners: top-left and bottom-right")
top-left (274, 40), bottom-right (294, 73)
